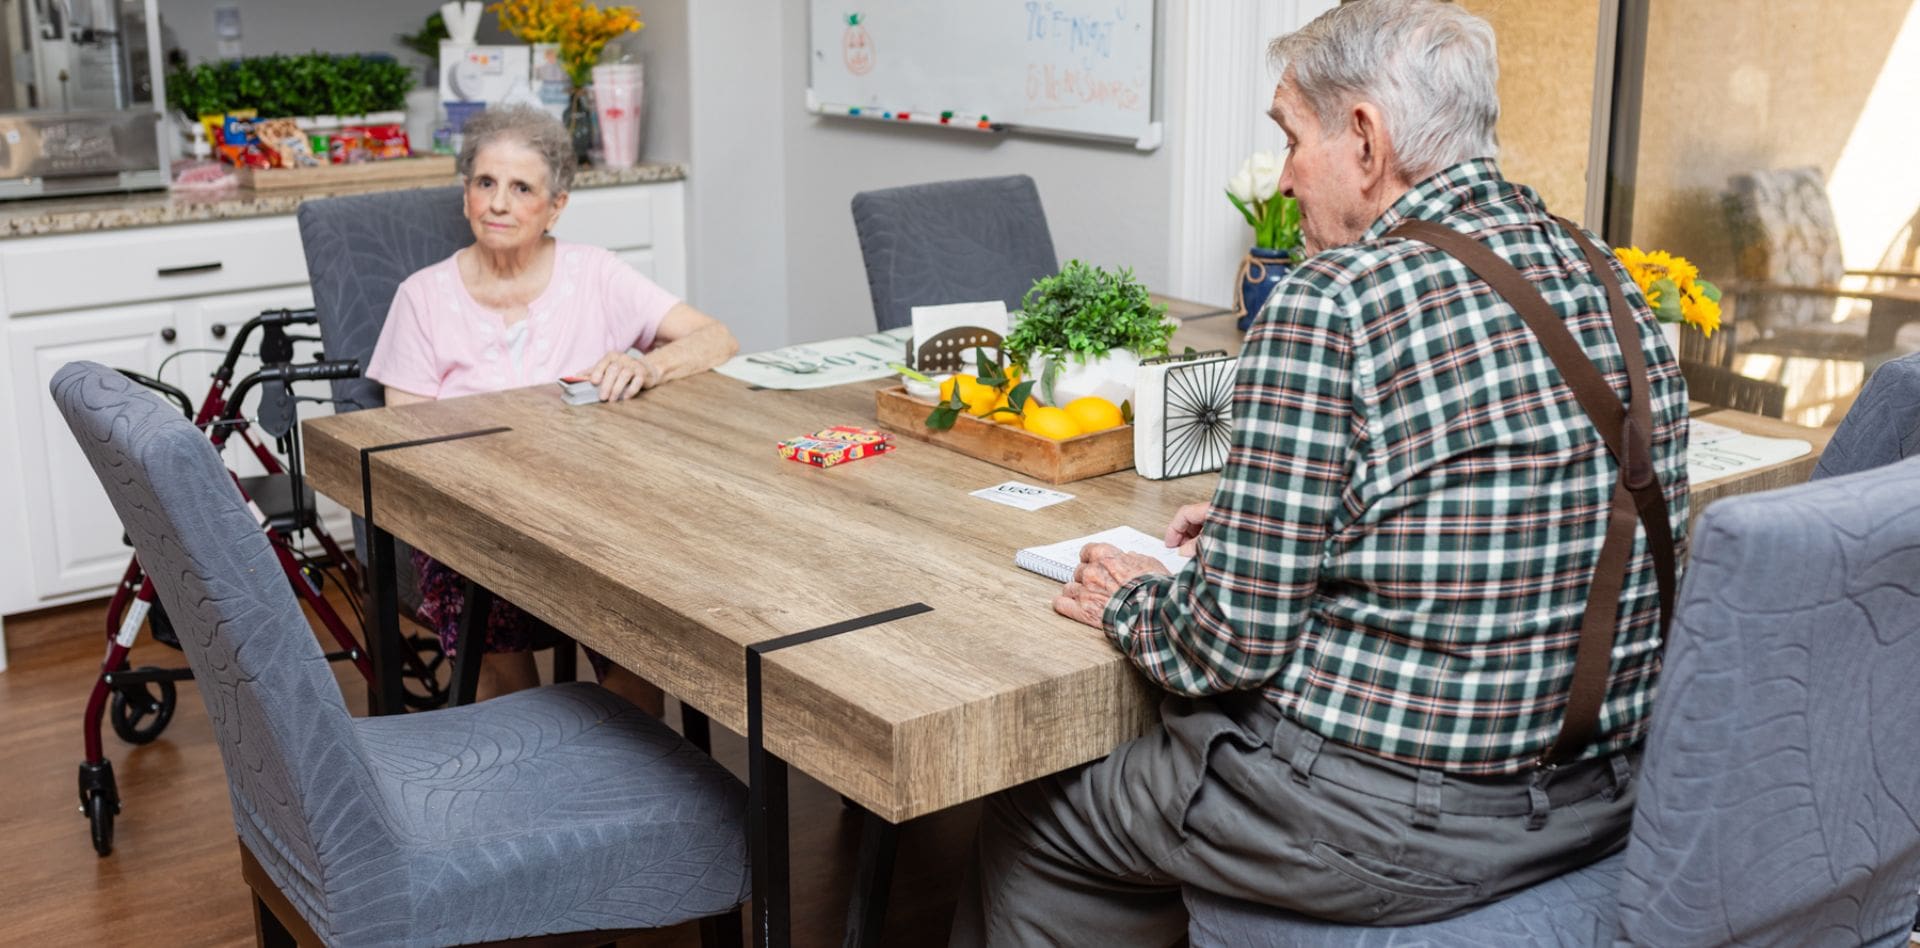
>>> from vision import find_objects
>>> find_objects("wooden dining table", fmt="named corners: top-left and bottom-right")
top-left (301, 300), bottom-right (1830, 946)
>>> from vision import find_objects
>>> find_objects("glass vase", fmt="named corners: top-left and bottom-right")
top-left (565, 86), bottom-right (599, 164)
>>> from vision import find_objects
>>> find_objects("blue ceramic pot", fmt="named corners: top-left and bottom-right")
top-left (1237, 246), bottom-right (1293, 331)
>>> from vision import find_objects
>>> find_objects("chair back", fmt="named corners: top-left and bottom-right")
top-left (1678, 360), bottom-right (1786, 418)
top-left (1813, 351), bottom-right (1920, 479)
top-left (1616, 455), bottom-right (1920, 946)
top-left (296, 185), bottom-right (471, 412)
top-left (50, 362), bottom-right (397, 919)
top-left (1723, 167), bottom-right (1846, 331)
top-left (851, 174), bottom-right (1058, 331)
top-left (298, 186), bottom-right (469, 595)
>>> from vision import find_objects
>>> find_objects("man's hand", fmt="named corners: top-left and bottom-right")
top-left (1163, 502), bottom-right (1212, 557)
top-left (584, 349), bottom-right (659, 402)
top-left (1053, 543), bottom-right (1172, 629)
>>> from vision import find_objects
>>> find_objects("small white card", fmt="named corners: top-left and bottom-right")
top-left (971, 481), bottom-right (1075, 511)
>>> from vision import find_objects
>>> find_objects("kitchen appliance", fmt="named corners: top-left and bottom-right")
top-left (0, 0), bottom-right (166, 199)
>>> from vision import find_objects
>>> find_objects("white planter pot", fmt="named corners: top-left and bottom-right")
top-left (1027, 349), bottom-right (1141, 406)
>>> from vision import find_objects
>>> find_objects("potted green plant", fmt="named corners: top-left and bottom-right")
top-left (1004, 260), bottom-right (1177, 406)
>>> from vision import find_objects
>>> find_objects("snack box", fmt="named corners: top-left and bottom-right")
top-left (777, 426), bottom-right (895, 468)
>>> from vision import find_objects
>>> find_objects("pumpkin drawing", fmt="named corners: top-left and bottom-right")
top-left (843, 13), bottom-right (875, 75)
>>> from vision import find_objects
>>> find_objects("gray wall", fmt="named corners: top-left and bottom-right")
top-left (687, 2), bottom-right (1181, 350)
top-left (161, 0), bottom-right (440, 66)
top-left (777, 3), bottom-right (1177, 344)
top-left (684, 0), bottom-right (791, 352)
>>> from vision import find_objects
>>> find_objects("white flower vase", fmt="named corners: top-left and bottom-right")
top-left (1661, 321), bottom-right (1682, 356)
top-left (1027, 349), bottom-right (1141, 407)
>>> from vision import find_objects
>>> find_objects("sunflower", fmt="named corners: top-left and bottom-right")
top-left (1681, 284), bottom-right (1721, 338)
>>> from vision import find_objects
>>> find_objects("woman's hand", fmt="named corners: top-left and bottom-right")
top-left (584, 349), bottom-right (659, 402)
top-left (1053, 543), bottom-right (1171, 629)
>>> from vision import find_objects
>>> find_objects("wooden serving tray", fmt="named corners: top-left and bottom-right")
top-left (237, 155), bottom-right (457, 190)
top-left (874, 384), bottom-right (1133, 484)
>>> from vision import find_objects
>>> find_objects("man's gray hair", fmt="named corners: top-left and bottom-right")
top-left (455, 104), bottom-right (577, 196)
top-left (1269, 0), bottom-right (1499, 181)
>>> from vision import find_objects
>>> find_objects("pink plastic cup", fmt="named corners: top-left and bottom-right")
top-left (593, 77), bottom-right (643, 168)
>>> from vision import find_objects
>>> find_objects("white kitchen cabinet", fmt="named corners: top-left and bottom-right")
top-left (7, 302), bottom-right (193, 601)
top-left (0, 179), bottom-right (688, 665)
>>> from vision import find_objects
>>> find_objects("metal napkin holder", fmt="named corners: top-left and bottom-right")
top-left (909, 327), bottom-right (1006, 375)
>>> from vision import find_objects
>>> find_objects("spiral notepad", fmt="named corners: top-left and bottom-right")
top-left (1014, 526), bottom-right (1192, 583)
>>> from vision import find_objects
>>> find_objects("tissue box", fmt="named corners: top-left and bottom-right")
top-left (439, 42), bottom-right (532, 105)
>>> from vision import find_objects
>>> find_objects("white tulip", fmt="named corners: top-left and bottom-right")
top-left (1227, 168), bottom-right (1256, 203)
top-left (1249, 151), bottom-right (1282, 201)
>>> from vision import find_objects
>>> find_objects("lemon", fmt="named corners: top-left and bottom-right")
top-left (1063, 397), bottom-right (1125, 433)
top-left (1023, 405), bottom-right (1084, 440)
top-left (939, 374), bottom-right (989, 405)
top-left (966, 387), bottom-right (1000, 417)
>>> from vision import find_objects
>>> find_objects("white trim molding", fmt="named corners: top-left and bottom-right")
top-left (1168, 0), bottom-right (1336, 307)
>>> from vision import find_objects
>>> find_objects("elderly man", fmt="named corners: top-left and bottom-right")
top-left (949, 1), bottom-right (1688, 944)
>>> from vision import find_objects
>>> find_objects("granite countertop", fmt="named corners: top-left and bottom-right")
top-left (0, 162), bottom-right (687, 238)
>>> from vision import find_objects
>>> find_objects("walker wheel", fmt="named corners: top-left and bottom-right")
top-left (400, 633), bottom-right (451, 710)
top-left (78, 761), bottom-right (120, 858)
top-left (109, 671), bottom-right (177, 745)
top-left (86, 792), bottom-right (116, 857)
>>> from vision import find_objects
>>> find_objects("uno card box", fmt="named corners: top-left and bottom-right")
top-left (778, 426), bottom-right (895, 468)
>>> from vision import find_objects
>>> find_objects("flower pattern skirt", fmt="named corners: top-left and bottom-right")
top-left (412, 550), bottom-right (610, 680)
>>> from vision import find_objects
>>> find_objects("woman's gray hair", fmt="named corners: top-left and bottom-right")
top-left (455, 104), bottom-right (577, 196)
top-left (1269, 0), bottom-right (1499, 182)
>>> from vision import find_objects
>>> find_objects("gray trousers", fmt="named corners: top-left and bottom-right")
top-left (949, 692), bottom-right (1636, 947)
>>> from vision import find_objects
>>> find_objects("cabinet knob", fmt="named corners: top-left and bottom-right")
top-left (159, 327), bottom-right (176, 343)
top-left (211, 322), bottom-right (228, 339)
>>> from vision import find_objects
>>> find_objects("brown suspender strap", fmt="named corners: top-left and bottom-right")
top-left (1386, 218), bottom-right (1677, 769)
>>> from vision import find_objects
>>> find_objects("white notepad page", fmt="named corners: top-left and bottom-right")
top-left (1688, 418), bottom-right (1813, 486)
top-left (1015, 526), bottom-right (1193, 583)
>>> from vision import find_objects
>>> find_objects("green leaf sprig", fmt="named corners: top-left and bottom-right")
top-left (1228, 191), bottom-right (1301, 256)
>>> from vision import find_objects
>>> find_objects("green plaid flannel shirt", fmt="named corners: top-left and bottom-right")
top-left (1107, 159), bottom-right (1690, 775)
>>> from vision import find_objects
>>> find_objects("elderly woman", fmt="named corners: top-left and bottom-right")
top-left (365, 105), bottom-right (736, 710)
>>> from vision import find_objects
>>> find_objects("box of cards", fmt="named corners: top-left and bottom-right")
top-left (777, 426), bottom-right (895, 468)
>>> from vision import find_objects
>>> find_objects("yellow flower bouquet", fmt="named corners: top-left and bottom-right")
top-left (1615, 246), bottom-right (1722, 338)
top-left (491, 0), bottom-right (643, 88)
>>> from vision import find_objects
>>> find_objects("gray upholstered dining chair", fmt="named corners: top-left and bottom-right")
top-left (1812, 351), bottom-right (1920, 479)
top-left (51, 361), bottom-right (749, 948)
top-left (851, 174), bottom-right (1059, 331)
top-left (1184, 455), bottom-right (1920, 947)
top-left (296, 186), bottom-right (470, 617)
top-left (297, 185), bottom-right (470, 414)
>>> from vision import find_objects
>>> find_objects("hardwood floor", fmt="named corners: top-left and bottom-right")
top-left (0, 594), bottom-right (977, 946)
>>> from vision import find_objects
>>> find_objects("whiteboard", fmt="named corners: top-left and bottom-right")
top-left (807, 0), bottom-right (1160, 148)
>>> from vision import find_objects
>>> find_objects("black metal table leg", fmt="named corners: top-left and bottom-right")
top-left (355, 427), bottom-right (510, 717)
top-left (683, 702), bottom-right (712, 754)
top-left (449, 580), bottom-right (494, 707)
top-left (747, 646), bottom-right (791, 948)
top-left (742, 604), bottom-right (932, 948)
top-left (364, 523), bottom-right (405, 716)
top-left (843, 807), bottom-right (899, 948)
